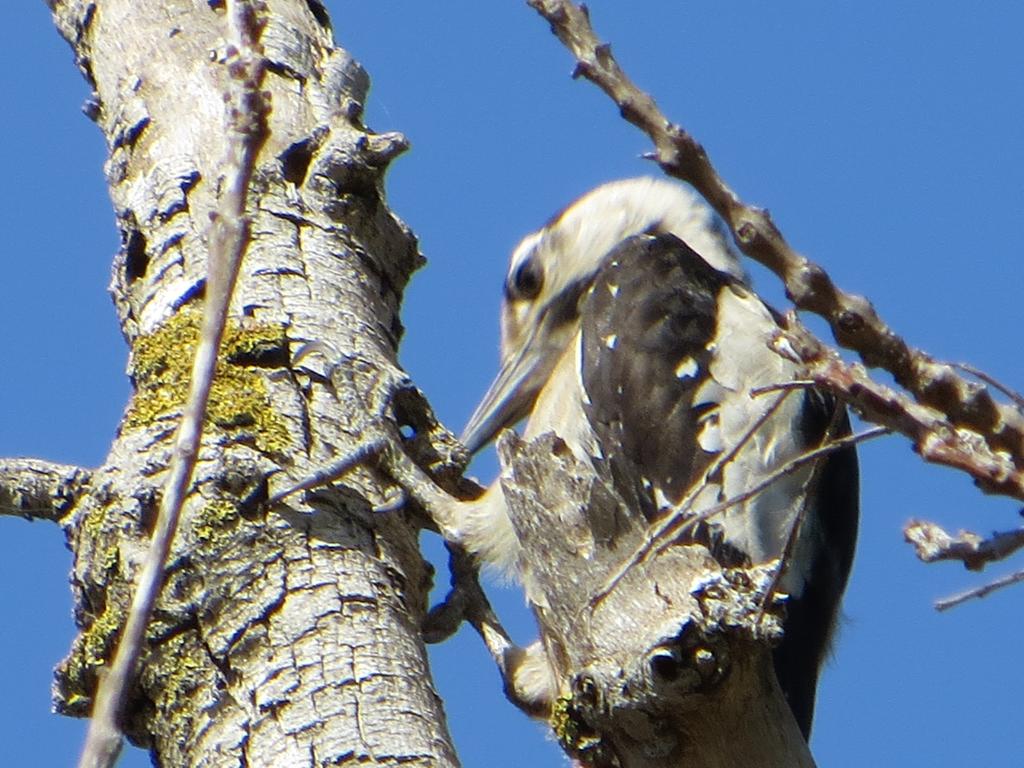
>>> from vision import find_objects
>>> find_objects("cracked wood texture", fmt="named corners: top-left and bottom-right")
top-left (46, 1), bottom-right (458, 765)
top-left (498, 433), bottom-right (813, 768)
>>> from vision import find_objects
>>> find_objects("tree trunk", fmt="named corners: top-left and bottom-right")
top-left (43, 1), bottom-right (458, 764)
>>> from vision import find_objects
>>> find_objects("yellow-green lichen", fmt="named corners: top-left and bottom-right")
top-left (193, 497), bottom-right (240, 551)
top-left (60, 609), bottom-right (206, 716)
top-left (61, 690), bottom-right (91, 712)
top-left (124, 307), bottom-right (291, 456)
top-left (97, 541), bottom-right (120, 572)
top-left (56, 562), bottom-right (126, 713)
top-left (78, 600), bottom-right (126, 672)
top-left (80, 507), bottom-right (120, 571)
top-left (551, 695), bottom-right (601, 758)
top-left (149, 633), bottom-right (206, 711)
top-left (82, 503), bottom-right (107, 540)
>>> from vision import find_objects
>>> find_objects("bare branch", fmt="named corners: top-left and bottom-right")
top-left (77, 5), bottom-right (268, 767)
top-left (793, 330), bottom-right (1024, 498)
top-left (268, 420), bottom-right (548, 717)
top-left (526, 0), bottom-right (1024, 499)
top-left (905, 519), bottom-right (1024, 571)
top-left (935, 568), bottom-right (1024, 612)
top-left (270, 343), bottom-right (555, 718)
top-left (0, 459), bottom-right (91, 523)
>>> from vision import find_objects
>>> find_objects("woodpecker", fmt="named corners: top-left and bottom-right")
top-left (456, 177), bottom-right (859, 738)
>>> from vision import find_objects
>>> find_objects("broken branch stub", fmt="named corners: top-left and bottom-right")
top-left (496, 431), bottom-right (813, 768)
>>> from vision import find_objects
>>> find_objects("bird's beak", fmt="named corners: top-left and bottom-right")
top-left (460, 327), bottom-right (554, 455)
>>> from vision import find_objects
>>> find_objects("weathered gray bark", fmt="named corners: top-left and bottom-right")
top-left (40, 1), bottom-right (459, 765)
top-left (499, 433), bottom-right (814, 768)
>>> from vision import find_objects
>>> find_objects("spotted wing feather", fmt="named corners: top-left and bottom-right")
top-left (579, 232), bottom-right (858, 738)
top-left (580, 234), bottom-right (729, 518)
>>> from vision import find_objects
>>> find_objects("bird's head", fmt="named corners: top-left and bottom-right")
top-left (460, 177), bottom-right (740, 454)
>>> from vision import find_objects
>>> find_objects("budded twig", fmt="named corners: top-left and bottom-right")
top-left (525, 0), bottom-right (1024, 599)
top-left (526, 0), bottom-right (1024, 500)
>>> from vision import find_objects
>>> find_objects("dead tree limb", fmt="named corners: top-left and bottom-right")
top-left (0, 459), bottom-right (91, 523)
top-left (498, 432), bottom-right (814, 768)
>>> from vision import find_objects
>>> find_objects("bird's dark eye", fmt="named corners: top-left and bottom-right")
top-left (509, 257), bottom-right (543, 300)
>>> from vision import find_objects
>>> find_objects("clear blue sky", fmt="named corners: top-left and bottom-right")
top-left (3, 2), bottom-right (1023, 765)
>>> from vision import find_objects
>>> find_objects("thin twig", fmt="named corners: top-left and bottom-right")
top-left (266, 437), bottom-right (388, 507)
top-left (420, 542), bottom-right (545, 713)
top-left (801, 343), bottom-right (1024, 498)
top-left (757, 403), bottom-right (848, 625)
top-left (593, 387), bottom-right (796, 604)
top-left (77, 5), bottom-right (268, 768)
top-left (954, 363), bottom-right (1024, 411)
top-left (749, 380), bottom-right (817, 398)
top-left (662, 427), bottom-right (888, 562)
top-left (593, 426), bottom-right (889, 607)
top-left (935, 568), bottom-right (1024, 611)
top-left (526, 0), bottom-right (1024, 498)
